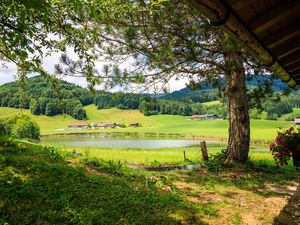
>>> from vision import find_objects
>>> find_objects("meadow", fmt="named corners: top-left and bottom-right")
top-left (0, 139), bottom-right (298, 224)
top-left (0, 105), bottom-right (295, 140)
top-left (49, 142), bottom-right (273, 167)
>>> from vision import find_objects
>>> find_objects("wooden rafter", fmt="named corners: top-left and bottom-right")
top-left (264, 21), bottom-right (300, 49)
top-left (280, 50), bottom-right (300, 67)
top-left (193, 0), bottom-right (299, 89)
top-left (249, 0), bottom-right (300, 34)
top-left (274, 37), bottom-right (300, 59)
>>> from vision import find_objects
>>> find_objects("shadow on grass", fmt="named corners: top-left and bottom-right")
top-left (274, 182), bottom-right (300, 225)
top-left (0, 144), bottom-right (211, 225)
top-left (177, 158), bottom-right (300, 198)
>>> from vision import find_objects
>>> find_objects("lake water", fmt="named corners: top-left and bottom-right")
top-left (41, 133), bottom-right (203, 148)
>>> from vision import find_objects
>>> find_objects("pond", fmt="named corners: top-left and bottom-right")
top-left (41, 133), bottom-right (204, 148)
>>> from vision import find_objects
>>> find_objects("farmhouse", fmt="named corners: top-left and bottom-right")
top-left (68, 121), bottom-right (89, 129)
top-left (94, 122), bottom-right (116, 129)
top-left (129, 123), bottom-right (141, 128)
top-left (190, 114), bottom-right (218, 120)
top-left (295, 118), bottom-right (300, 126)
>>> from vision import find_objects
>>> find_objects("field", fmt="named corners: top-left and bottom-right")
top-left (0, 105), bottom-right (295, 140)
top-left (202, 100), bottom-right (221, 106)
top-left (50, 142), bottom-right (273, 166)
top-left (0, 140), bottom-right (299, 224)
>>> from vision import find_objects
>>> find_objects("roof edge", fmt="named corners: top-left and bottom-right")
top-left (192, 0), bottom-right (298, 90)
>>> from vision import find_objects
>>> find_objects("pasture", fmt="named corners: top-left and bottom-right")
top-left (0, 105), bottom-right (294, 140)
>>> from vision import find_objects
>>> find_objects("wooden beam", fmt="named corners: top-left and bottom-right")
top-left (286, 63), bottom-right (300, 73)
top-left (280, 50), bottom-right (300, 67)
top-left (225, 0), bottom-right (252, 10)
top-left (193, 0), bottom-right (298, 89)
top-left (291, 69), bottom-right (300, 76)
top-left (264, 21), bottom-right (300, 49)
top-left (293, 76), bottom-right (300, 84)
top-left (249, 0), bottom-right (300, 34)
top-left (274, 37), bottom-right (300, 59)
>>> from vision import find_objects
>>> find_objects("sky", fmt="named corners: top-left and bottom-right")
top-left (0, 51), bottom-right (188, 93)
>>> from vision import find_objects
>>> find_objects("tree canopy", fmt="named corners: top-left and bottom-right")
top-left (0, 0), bottom-right (291, 163)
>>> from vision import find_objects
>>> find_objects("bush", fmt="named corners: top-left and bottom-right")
top-left (204, 149), bottom-right (227, 172)
top-left (72, 105), bottom-right (87, 120)
top-left (0, 114), bottom-right (40, 140)
top-left (266, 113), bottom-right (277, 120)
top-left (270, 127), bottom-right (300, 166)
top-left (11, 116), bottom-right (40, 140)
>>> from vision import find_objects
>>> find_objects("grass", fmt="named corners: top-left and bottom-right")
top-left (0, 106), bottom-right (295, 140)
top-left (201, 100), bottom-right (220, 106)
top-left (278, 108), bottom-right (300, 121)
top-left (50, 142), bottom-right (226, 165)
top-left (0, 142), bottom-right (203, 224)
top-left (0, 139), bottom-right (299, 224)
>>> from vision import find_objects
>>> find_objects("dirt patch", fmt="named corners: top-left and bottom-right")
top-left (84, 165), bottom-right (112, 179)
top-left (241, 213), bottom-right (260, 225)
top-left (275, 182), bottom-right (300, 225)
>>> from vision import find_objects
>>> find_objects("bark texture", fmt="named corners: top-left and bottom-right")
top-left (224, 50), bottom-right (250, 163)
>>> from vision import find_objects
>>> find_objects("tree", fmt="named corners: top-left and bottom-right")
top-left (55, 0), bottom-right (268, 163)
top-left (29, 99), bottom-right (41, 115)
top-left (0, 0), bottom-right (91, 79)
top-left (1, 114), bottom-right (40, 140)
top-left (11, 117), bottom-right (40, 140)
top-left (0, 0), bottom-right (283, 163)
top-left (72, 105), bottom-right (87, 120)
top-left (45, 99), bottom-right (61, 116)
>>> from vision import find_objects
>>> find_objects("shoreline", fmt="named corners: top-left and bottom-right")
top-left (40, 131), bottom-right (272, 147)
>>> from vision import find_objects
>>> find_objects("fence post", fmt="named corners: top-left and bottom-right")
top-left (200, 141), bottom-right (209, 162)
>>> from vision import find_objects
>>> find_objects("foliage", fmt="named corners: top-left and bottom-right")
top-left (204, 149), bottom-right (227, 172)
top-left (44, 146), bottom-right (63, 162)
top-left (0, 114), bottom-right (40, 140)
top-left (1, 76), bottom-right (298, 120)
top-left (270, 127), bottom-right (300, 166)
top-left (1, 143), bottom-right (199, 225)
top-left (83, 158), bottom-right (123, 174)
top-left (1, 140), bottom-right (300, 224)
top-left (11, 116), bottom-right (40, 140)
top-left (0, 76), bottom-right (89, 119)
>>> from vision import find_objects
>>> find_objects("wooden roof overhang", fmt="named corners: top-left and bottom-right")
top-left (193, 0), bottom-right (300, 89)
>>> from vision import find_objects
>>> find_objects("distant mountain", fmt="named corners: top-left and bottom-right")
top-left (158, 87), bottom-right (218, 103)
top-left (159, 76), bottom-right (291, 103)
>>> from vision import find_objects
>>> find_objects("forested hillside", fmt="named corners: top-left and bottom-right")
top-left (0, 76), bottom-right (92, 120)
top-left (159, 76), bottom-right (292, 103)
top-left (0, 76), bottom-right (224, 118)
top-left (0, 76), bottom-right (299, 120)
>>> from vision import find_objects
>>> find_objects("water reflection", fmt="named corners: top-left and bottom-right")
top-left (41, 133), bottom-right (203, 148)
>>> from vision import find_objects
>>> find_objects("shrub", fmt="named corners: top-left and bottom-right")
top-left (11, 116), bottom-right (40, 140)
top-left (270, 127), bottom-right (300, 166)
top-left (204, 149), bottom-right (227, 172)
top-left (72, 105), bottom-right (87, 120)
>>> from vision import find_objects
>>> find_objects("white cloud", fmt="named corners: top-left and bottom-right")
top-left (0, 49), bottom-right (187, 93)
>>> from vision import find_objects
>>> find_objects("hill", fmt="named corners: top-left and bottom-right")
top-left (0, 106), bottom-right (294, 140)
top-left (0, 76), bottom-right (93, 119)
top-left (1, 75), bottom-right (299, 121)
top-left (159, 76), bottom-right (292, 103)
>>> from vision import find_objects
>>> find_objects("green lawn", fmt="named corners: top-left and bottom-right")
top-left (202, 100), bottom-right (220, 106)
top-left (1, 140), bottom-right (299, 224)
top-left (0, 105), bottom-right (295, 140)
top-left (49, 142), bottom-right (225, 165)
top-left (54, 143), bottom-right (275, 166)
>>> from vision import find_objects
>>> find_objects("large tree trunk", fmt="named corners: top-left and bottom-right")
top-left (224, 49), bottom-right (250, 163)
